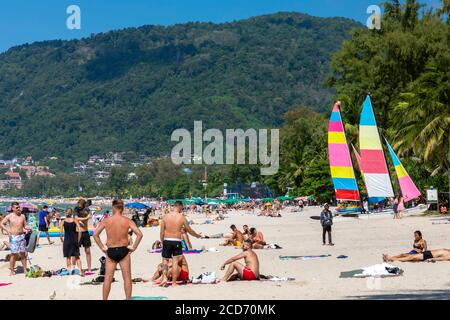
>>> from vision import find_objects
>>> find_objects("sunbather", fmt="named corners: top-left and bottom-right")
top-left (221, 225), bottom-right (244, 247)
top-left (144, 255), bottom-right (190, 283)
top-left (384, 231), bottom-right (427, 260)
top-left (220, 239), bottom-right (260, 281)
top-left (383, 249), bottom-right (450, 262)
top-left (249, 227), bottom-right (266, 249)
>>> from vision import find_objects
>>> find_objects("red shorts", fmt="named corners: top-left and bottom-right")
top-left (179, 269), bottom-right (189, 281)
top-left (242, 266), bottom-right (257, 281)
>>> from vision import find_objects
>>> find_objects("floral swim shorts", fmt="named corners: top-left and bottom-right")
top-left (9, 234), bottom-right (26, 254)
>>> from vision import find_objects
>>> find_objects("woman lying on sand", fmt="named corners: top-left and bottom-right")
top-left (383, 231), bottom-right (427, 261)
top-left (383, 249), bottom-right (450, 262)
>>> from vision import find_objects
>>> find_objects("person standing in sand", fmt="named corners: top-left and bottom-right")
top-left (74, 199), bottom-right (92, 272)
top-left (36, 205), bottom-right (54, 246)
top-left (0, 202), bottom-right (31, 275)
top-left (221, 239), bottom-right (260, 281)
top-left (93, 200), bottom-right (143, 300)
top-left (59, 208), bottom-right (83, 275)
top-left (320, 203), bottom-right (334, 246)
top-left (159, 201), bottom-right (203, 287)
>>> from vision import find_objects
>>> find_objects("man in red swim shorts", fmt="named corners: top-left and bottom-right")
top-left (221, 239), bottom-right (260, 281)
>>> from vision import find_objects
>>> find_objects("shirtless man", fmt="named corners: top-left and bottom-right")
top-left (0, 202), bottom-right (31, 275)
top-left (221, 239), bottom-right (260, 281)
top-left (383, 249), bottom-right (450, 263)
top-left (93, 200), bottom-right (143, 300)
top-left (159, 201), bottom-right (202, 287)
top-left (221, 225), bottom-right (244, 247)
top-left (74, 199), bottom-right (93, 272)
top-left (249, 227), bottom-right (266, 249)
top-left (144, 255), bottom-right (190, 283)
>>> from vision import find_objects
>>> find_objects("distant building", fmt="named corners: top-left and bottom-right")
top-left (93, 171), bottom-right (110, 179)
top-left (0, 169), bottom-right (23, 190)
top-left (34, 171), bottom-right (55, 177)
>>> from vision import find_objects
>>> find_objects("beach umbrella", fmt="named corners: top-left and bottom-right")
top-left (277, 196), bottom-right (294, 201)
top-left (6, 202), bottom-right (39, 213)
top-left (125, 202), bottom-right (149, 210)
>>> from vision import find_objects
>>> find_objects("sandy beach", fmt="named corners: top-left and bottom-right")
top-left (1, 206), bottom-right (449, 300)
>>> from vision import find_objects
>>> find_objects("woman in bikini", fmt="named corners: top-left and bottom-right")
top-left (383, 230), bottom-right (427, 260)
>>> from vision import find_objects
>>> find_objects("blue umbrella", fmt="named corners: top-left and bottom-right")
top-left (125, 202), bottom-right (149, 210)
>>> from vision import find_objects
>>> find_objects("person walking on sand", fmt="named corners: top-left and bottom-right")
top-left (93, 200), bottom-right (143, 300)
top-left (59, 208), bottom-right (83, 275)
top-left (159, 201), bottom-right (203, 287)
top-left (320, 203), bottom-right (334, 246)
top-left (36, 205), bottom-right (54, 246)
top-left (221, 239), bottom-right (260, 281)
top-left (74, 199), bottom-right (92, 272)
top-left (0, 202), bottom-right (32, 275)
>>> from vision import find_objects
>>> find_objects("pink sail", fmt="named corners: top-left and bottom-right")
top-left (385, 139), bottom-right (421, 202)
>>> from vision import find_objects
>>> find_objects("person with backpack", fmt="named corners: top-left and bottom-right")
top-left (320, 203), bottom-right (334, 246)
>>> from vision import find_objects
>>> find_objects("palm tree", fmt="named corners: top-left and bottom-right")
top-left (390, 62), bottom-right (450, 197)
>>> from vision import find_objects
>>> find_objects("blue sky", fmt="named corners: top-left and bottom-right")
top-left (0, 0), bottom-right (442, 52)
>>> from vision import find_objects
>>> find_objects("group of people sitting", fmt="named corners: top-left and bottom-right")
top-left (221, 224), bottom-right (266, 249)
top-left (145, 202), bottom-right (261, 288)
top-left (383, 230), bottom-right (450, 262)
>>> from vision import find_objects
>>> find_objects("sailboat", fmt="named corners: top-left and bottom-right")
top-left (327, 96), bottom-right (421, 212)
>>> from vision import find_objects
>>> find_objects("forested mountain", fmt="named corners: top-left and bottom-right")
top-left (0, 12), bottom-right (361, 161)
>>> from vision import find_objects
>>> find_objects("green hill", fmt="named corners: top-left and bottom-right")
top-left (0, 12), bottom-right (361, 162)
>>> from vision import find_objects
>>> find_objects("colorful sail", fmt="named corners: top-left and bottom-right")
top-left (328, 101), bottom-right (360, 201)
top-left (352, 143), bottom-right (385, 204)
top-left (385, 139), bottom-right (421, 202)
top-left (359, 96), bottom-right (394, 198)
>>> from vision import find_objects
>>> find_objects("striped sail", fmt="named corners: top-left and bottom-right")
top-left (328, 101), bottom-right (360, 201)
top-left (385, 139), bottom-right (421, 202)
top-left (352, 143), bottom-right (385, 204)
top-left (359, 96), bottom-right (394, 198)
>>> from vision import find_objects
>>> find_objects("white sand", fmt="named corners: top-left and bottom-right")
top-left (1, 206), bottom-right (449, 300)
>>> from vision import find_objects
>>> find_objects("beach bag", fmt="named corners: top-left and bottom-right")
top-left (322, 212), bottom-right (333, 226)
top-left (193, 272), bottom-right (217, 284)
top-left (323, 219), bottom-right (333, 227)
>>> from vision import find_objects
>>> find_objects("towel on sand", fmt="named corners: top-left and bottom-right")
top-left (279, 254), bottom-right (331, 261)
top-left (0, 283), bottom-right (12, 287)
top-left (260, 275), bottom-right (295, 281)
top-left (340, 263), bottom-right (403, 278)
top-left (263, 243), bottom-right (282, 249)
top-left (148, 249), bottom-right (203, 254)
top-left (131, 296), bottom-right (168, 300)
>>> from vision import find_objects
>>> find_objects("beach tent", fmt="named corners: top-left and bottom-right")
top-left (260, 197), bottom-right (274, 202)
top-left (277, 196), bottom-right (294, 201)
top-left (125, 202), bottom-right (149, 210)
